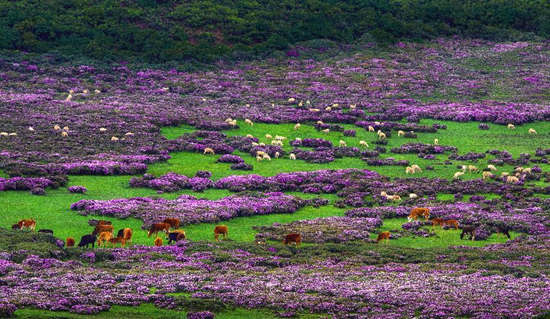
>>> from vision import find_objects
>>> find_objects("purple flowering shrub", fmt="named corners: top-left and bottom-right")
top-left (68, 186), bottom-right (87, 194)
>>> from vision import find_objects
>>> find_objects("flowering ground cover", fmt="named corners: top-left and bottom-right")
top-left (0, 40), bottom-right (549, 317)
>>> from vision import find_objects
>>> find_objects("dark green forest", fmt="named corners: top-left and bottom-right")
top-left (0, 0), bottom-right (548, 62)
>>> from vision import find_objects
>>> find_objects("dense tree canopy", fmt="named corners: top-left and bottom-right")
top-left (0, 0), bottom-right (548, 62)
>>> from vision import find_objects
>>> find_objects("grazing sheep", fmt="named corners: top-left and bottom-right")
top-left (54, 125), bottom-right (61, 130)
top-left (289, 154), bottom-right (296, 160)
top-left (398, 130), bottom-right (405, 137)
top-left (325, 107), bottom-right (332, 111)
top-left (460, 165), bottom-right (467, 172)
top-left (339, 140), bottom-right (347, 147)
top-left (317, 121), bottom-right (324, 125)
top-left (507, 124), bottom-right (515, 130)
top-left (61, 131), bottom-right (69, 138)
top-left (506, 176), bottom-right (519, 183)
top-left (99, 127), bottom-right (107, 132)
top-left (0, 132), bottom-right (8, 136)
top-left (501, 172), bottom-right (510, 178)
top-left (125, 132), bottom-right (134, 136)
top-left (306, 100), bottom-right (311, 105)
top-left (63, 126), bottom-right (69, 131)
top-left (263, 154), bottom-right (272, 161)
top-left (245, 119), bottom-right (253, 126)
top-left (28, 127), bottom-right (34, 132)
top-left (288, 98), bottom-right (295, 103)
top-left (65, 94), bottom-right (73, 101)
top-left (453, 171), bottom-right (464, 180)
top-left (94, 89), bottom-right (101, 94)
top-left (349, 104), bottom-right (356, 109)
top-left (203, 148), bottom-right (215, 155)
top-left (275, 135), bottom-right (287, 141)
top-left (229, 120), bottom-right (237, 126)
top-left (322, 129), bottom-right (330, 134)
top-left (309, 108), bottom-right (320, 112)
top-left (161, 87), bottom-right (169, 92)
top-left (259, 142), bottom-right (266, 146)
top-left (111, 136), bottom-right (119, 141)
top-left (298, 101), bottom-right (303, 107)
top-left (246, 134), bottom-right (254, 138)
top-left (294, 123), bottom-right (301, 130)
top-left (271, 140), bottom-right (283, 146)
top-left (482, 171), bottom-right (493, 180)
top-left (225, 118), bottom-right (233, 123)
top-left (528, 128), bottom-right (537, 135)
top-left (8, 133), bottom-right (17, 136)
top-left (275, 152), bottom-right (280, 158)
top-left (378, 132), bottom-right (386, 140)
top-left (256, 151), bottom-right (267, 157)
top-left (359, 141), bottom-right (369, 148)
top-left (251, 142), bottom-right (259, 146)
top-left (467, 165), bottom-right (479, 173)
top-left (434, 138), bottom-right (439, 145)
top-left (523, 168), bottom-right (532, 174)
top-left (69, 90), bottom-right (75, 95)
top-left (245, 104), bottom-right (250, 107)
top-left (487, 165), bottom-right (497, 171)
top-left (405, 167), bottom-right (415, 174)
top-left (368, 126), bottom-right (375, 132)
top-left (332, 103), bottom-right (339, 107)
top-left (411, 165), bottom-right (422, 173)
top-left (374, 122), bottom-right (381, 125)
top-left (256, 155), bottom-right (263, 162)
top-left (265, 134), bottom-right (273, 139)
top-left (514, 167), bottom-right (524, 173)
top-left (83, 89), bottom-right (89, 94)
top-left (409, 193), bottom-right (418, 199)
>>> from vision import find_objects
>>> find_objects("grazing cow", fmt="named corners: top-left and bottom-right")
top-left (495, 225), bottom-right (511, 239)
top-left (97, 232), bottom-right (113, 247)
top-left (11, 224), bottom-right (21, 230)
top-left (38, 229), bottom-right (54, 235)
top-left (443, 219), bottom-right (459, 230)
top-left (147, 223), bottom-right (171, 237)
top-left (92, 225), bottom-right (114, 236)
top-left (123, 228), bottom-right (133, 245)
top-left (167, 231), bottom-right (186, 244)
top-left (108, 237), bottom-right (126, 248)
top-left (116, 229), bottom-right (125, 238)
top-left (154, 237), bottom-right (163, 247)
top-left (163, 218), bottom-right (180, 229)
top-left (78, 235), bottom-right (97, 248)
top-left (431, 218), bottom-right (445, 228)
top-left (408, 208), bottom-right (430, 222)
top-left (66, 237), bottom-right (75, 247)
top-left (376, 231), bottom-right (391, 244)
top-left (18, 219), bottom-right (36, 230)
top-left (87, 219), bottom-right (112, 227)
top-left (283, 233), bottom-right (301, 246)
top-left (214, 225), bottom-right (229, 242)
top-left (460, 226), bottom-right (476, 240)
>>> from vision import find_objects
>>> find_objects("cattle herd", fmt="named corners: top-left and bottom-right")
top-left (12, 206), bottom-right (509, 248)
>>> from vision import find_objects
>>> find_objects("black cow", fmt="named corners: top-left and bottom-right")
top-left (116, 229), bottom-right (125, 238)
top-left (11, 224), bottom-right (21, 230)
top-left (496, 225), bottom-right (511, 239)
top-left (167, 232), bottom-right (186, 245)
top-left (460, 226), bottom-right (476, 240)
top-left (38, 229), bottom-right (54, 235)
top-left (78, 234), bottom-right (97, 248)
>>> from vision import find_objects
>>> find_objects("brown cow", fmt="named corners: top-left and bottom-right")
top-left (163, 218), bottom-right (180, 229)
top-left (167, 230), bottom-right (186, 244)
top-left (214, 225), bottom-right (229, 242)
top-left (408, 207), bottom-right (430, 222)
top-left (283, 233), bottom-right (301, 246)
top-left (431, 218), bottom-right (445, 228)
top-left (123, 228), bottom-right (133, 245)
top-left (92, 225), bottom-right (114, 236)
top-left (108, 237), bottom-right (126, 248)
top-left (154, 236), bottom-right (163, 247)
top-left (98, 220), bottom-right (112, 226)
top-left (460, 226), bottom-right (476, 241)
top-left (18, 219), bottom-right (36, 230)
top-left (97, 232), bottom-right (113, 247)
top-left (443, 219), bottom-right (459, 230)
top-left (148, 223), bottom-right (171, 237)
top-left (377, 231), bottom-right (391, 244)
top-left (66, 237), bottom-right (75, 247)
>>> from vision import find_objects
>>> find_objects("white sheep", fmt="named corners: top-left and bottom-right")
top-left (528, 128), bottom-right (537, 135)
top-left (288, 98), bottom-right (295, 103)
top-left (0, 132), bottom-right (8, 136)
top-left (271, 140), bottom-right (283, 146)
top-left (259, 142), bottom-right (266, 146)
top-left (69, 90), bottom-right (75, 95)
top-left (460, 165), bottom-right (467, 172)
top-left (325, 107), bottom-right (332, 111)
top-left (453, 171), bottom-right (464, 180)
top-left (359, 141), bottom-right (368, 148)
top-left (245, 104), bottom-right (250, 108)
top-left (501, 172), bottom-right (510, 178)
top-left (245, 119), bottom-right (253, 126)
top-left (434, 138), bottom-right (439, 145)
top-left (65, 94), bottom-right (73, 101)
top-left (487, 165), bottom-right (497, 171)
top-left (202, 98), bottom-right (207, 102)
top-left (251, 142), bottom-right (259, 146)
top-left (111, 136), bottom-right (119, 141)
top-left (256, 151), bottom-right (267, 157)
top-left (350, 104), bottom-right (356, 109)
top-left (161, 87), bottom-right (169, 92)
top-left (263, 154), bottom-right (272, 161)
top-left (99, 128), bottom-right (107, 132)
top-left (368, 126), bottom-right (375, 132)
top-left (322, 129), bottom-right (330, 134)
top-left (306, 100), bottom-right (311, 105)
top-left (482, 171), bottom-right (493, 180)
top-left (378, 132), bottom-right (386, 140)
top-left (203, 148), bottom-right (215, 155)
top-left (125, 132), bottom-right (134, 136)
top-left (506, 176), bottom-right (519, 183)
top-left (298, 101), bottom-right (303, 107)
top-left (83, 89), bottom-right (89, 94)
top-left (28, 127), bottom-right (34, 132)
top-left (61, 131), bottom-right (68, 138)
top-left (225, 118), bottom-right (233, 123)
top-left (339, 140), bottom-right (347, 147)
top-left (409, 193), bottom-right (418, 199)
top-left (523, 168), bottom-right (532, 174)
top-left (514, 167), bottom-right (524, 173)
top-left (468, 165), bottom-right (478, 173)
top-left (317, 121), bottom-right (324, 125)
top-left (411, 165), bottom-right (422, 173)
top-left (265, 134), bottom-right (273, 140)
top-left (94, 89), bottom-right (101, 94)
top-left (63, 126), bottom-right (69, 131)
top-left (246, 134), bottom-right (254, 138)
top-left (332, 103), bottom-right (339, 107)
top-left (398, 130), bottom-right (405, 137)
top-left (507, 124), bottom-right (515, 130)
top-left (275, 135), bottom-right (287, 141)
top-left (54, 125), bottom-right (61, 130)
top-left (8, 133), bottom-right (17, 136)
top-left (289, 154), bottom-right (296, 160)
top-left (294, 123), bottom-right (301, 130)
top-left (229, 120), bottom-right (237, 126)
top-left (374, 122), bottom-right (381, 125)
top-left (405, 167), bottom-right (415, 174)
top-left (275, 152), bottom-right (280, 158)
top-left (309, 108), bottom-right (320, 112)
top-left (256, 155), bottom-right (263, 162)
